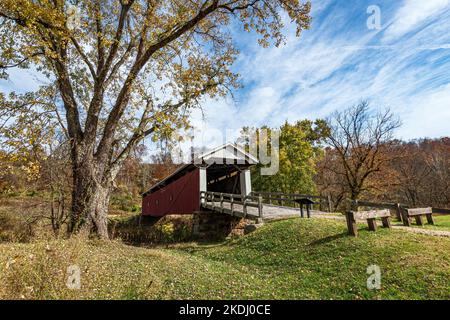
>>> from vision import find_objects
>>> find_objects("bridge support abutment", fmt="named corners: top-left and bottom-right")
top-left (192, 210), bottom-right (250, 240)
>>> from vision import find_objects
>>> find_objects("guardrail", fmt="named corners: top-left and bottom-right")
top-left (200, 191), bottom-right (264, 222)
top-left (251, 191), bottom-right (332, 212)
top-left (432, 208), bottom-right (450, 215)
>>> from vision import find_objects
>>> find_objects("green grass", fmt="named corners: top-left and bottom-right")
top-left (423, 215), bottom-right (450, 231)
top-left (1, 218), bottom-right (450, 300)
top-left (393, 215), bottom-right (450, 232)
top-left (435, 215), bottom-right (450, 228)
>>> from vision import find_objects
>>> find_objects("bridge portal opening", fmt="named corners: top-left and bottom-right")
top-left (206, 164), bottom-right (245, 194)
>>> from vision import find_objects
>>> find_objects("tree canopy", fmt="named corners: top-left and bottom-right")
top-left (239, 119), bottom-right (328, 195)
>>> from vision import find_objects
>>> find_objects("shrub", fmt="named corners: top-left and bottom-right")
top-left (109, 214), bottom-right (194, 245)
top-left (131, 204), bottom-right (141, 213)
top-left (26, 190), bottom-right (38, 197)
top-left (0, 209), bottom-right (35, 243)
top-left (0, 197), bottom-right (62, 243)
top-left (160, 222), bottom-right (175, 242)
top-left (110, 194), bottom-right (140, 213)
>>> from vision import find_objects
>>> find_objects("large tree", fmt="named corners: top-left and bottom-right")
top-left (324, 102), bottom-right (401, 208)
top-left (0, 0), bottom-right (311, 238)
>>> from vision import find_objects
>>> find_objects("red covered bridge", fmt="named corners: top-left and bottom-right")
top-left (142, 143), bottom-right (258, 218)
top-left (141, 143), bottom-right (330, 227)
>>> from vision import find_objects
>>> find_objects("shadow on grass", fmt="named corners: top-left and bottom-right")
top-left (308, 232), bottom-right (348, 246)
top-left (170, 238), bottom-right (233, 255)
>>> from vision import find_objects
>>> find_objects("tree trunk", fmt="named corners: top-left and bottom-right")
top-left (69, 159), bottom-right (111, 239)
top-left (350, 190), bottom-right (360, 211)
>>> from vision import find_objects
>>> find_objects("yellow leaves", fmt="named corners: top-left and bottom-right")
top-left (0, 86), bottom-right (59, 186)
top-left (22, 161), bottom-right (41, 181)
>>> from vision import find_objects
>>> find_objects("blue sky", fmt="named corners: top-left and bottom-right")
top-left (2, 0), bottom-right (450, 150)
top-left (190, 0), bottom-right (450, 144)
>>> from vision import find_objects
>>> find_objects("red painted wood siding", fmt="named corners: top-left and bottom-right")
top-left (142, 168), bottom-right (200, 217)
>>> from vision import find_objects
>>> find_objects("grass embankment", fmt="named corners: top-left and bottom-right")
top-left (1, 218), bottom-right (449, 300)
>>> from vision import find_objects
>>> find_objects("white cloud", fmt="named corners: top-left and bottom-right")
top-left (383, 0), bottom-right (450, 41)
top-left (397, 84), bottom-right (450, 139)
top-left (161, 0), bottom-right (450, 147)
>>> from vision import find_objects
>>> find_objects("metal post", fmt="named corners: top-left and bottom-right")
top-left (243, 197), bottom-right (247, 217)
top-left (395, 203), bottom-right (403, 222)
top-left (230, 194), bottom-right (234, 216)
top-left (257, 195), bottom-right (263, 224)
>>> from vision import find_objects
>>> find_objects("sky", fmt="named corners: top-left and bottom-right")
top-left (189, 0), bottom-right (450, 147)
top-left (1, 0), bottom-right (450, 152)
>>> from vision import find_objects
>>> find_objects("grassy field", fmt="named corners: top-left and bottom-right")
top-left (390, 215), bottom-right (450, 232)
top-left (1, 217), bottom-right (449, 300)
top-left (422, 215), bottom-right (450, 231)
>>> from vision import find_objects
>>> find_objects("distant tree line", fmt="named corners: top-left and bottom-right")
top-left (237, 102), bottom-right (449, 211)
top-left (316, 102), bottom-right (449, 210)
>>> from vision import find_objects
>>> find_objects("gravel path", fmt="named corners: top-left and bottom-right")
top-left (391, 226), bottom-right (450, 237)
top-left (263, 207), bottom-right (450, 238)
top-left (261, 204), bottom-right (338, 221)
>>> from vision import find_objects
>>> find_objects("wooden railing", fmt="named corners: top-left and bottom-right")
top-left (251, 191), bottom-right (332, 212)
top-left (351, 200), bottom-right (408, 222)
top-left (352, 200), bottom-right (408, 210)
top-left (351, 199), bottom-right (450, 226)
top-left (432, 208), bottom-right (450, 215)
top-left (200, 191), bottom-right (264, 222)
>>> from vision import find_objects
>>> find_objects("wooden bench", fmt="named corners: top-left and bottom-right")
top-left (404, 207), bottom-right (434, 226)
top-left (345, 209), bottom-right (392, 237)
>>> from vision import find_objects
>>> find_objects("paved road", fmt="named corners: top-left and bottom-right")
top-left (204, 200), bottom-right (337, 220)
top-left (260, 203), bottom-right (339, 221)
